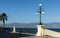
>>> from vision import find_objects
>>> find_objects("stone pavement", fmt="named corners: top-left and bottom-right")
top-left (19, 35), bottom-right (59, 38)
top-left (0, 32), bottom-right (59, 38)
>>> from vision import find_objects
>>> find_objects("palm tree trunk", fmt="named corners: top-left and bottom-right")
top-left (2, 18), bottom-right (5, 32)
top-left (2, 18), bottom-right (5, 28)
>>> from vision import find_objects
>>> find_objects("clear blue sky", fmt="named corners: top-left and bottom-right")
top-left (0, 0), bottom-right (60, 23)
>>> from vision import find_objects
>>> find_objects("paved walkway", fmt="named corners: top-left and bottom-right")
top-left (20, 36), bottom-right (58, 38)
top-left (0, 32), bottom-right (59, 38)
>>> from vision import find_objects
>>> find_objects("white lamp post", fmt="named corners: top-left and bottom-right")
top-left (36, 3), bottom-right (44, 36)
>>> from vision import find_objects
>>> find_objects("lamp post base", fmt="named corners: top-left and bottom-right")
top-left (36, 24), bottom-right (44, 36)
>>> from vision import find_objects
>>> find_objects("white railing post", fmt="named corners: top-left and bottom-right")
top-left (13, 26), bottom-right (16, 33)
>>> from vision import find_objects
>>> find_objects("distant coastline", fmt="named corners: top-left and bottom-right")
top-left (0, 22), bottom-right (60, 28)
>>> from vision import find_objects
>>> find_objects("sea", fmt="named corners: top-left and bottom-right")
top-left (0, 27), bottom-right (60, 34)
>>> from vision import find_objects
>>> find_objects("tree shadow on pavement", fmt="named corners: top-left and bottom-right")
top-left (0, 32), bottom-right (34, 38)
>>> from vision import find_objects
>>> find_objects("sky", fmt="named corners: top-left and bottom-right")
top-left (0, 0), bottom-right (60, 23)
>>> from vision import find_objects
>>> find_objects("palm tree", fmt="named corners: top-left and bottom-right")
top-left (0, 13), bottom-right (8, 28)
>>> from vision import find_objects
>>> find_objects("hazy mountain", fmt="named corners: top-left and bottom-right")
top-left (44, 22), bottom-right (60, 28)
top-left (0, 23), bottom-right (38, 28)
top-left (0, 22), bottom-right (60, 28)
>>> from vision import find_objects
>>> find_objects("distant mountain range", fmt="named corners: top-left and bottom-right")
top-left (44, 22), bottom-right (60, 28)
top-left (0, 22), bottom-right (60, 28)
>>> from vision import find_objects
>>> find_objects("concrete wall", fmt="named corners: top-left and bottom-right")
top-left (44, 29), bottom-right (60, 37)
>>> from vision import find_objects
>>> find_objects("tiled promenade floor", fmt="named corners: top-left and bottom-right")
top-left (0, 32), bottom-right (59, 38)
top-left (20, 36), bottom-right (58, 38)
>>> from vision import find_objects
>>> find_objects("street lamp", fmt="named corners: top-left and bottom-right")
top-left (36, 3), bottom-right (44, 25)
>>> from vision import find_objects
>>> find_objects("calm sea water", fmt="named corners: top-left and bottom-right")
top-left (47, 28), bottom-right (60, 33)
top-left (0, 27), bottom-right (37, 34)
top-left (0, 27), bottom-right (60, 34)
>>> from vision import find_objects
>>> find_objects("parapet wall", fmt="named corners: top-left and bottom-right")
top-left (44, 29), bottom-right (60, 37)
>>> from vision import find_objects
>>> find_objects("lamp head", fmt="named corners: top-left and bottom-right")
top-left (39, 3), bottom-right (42, 6)
top-left (42, 11), bottom-right (44, 14)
